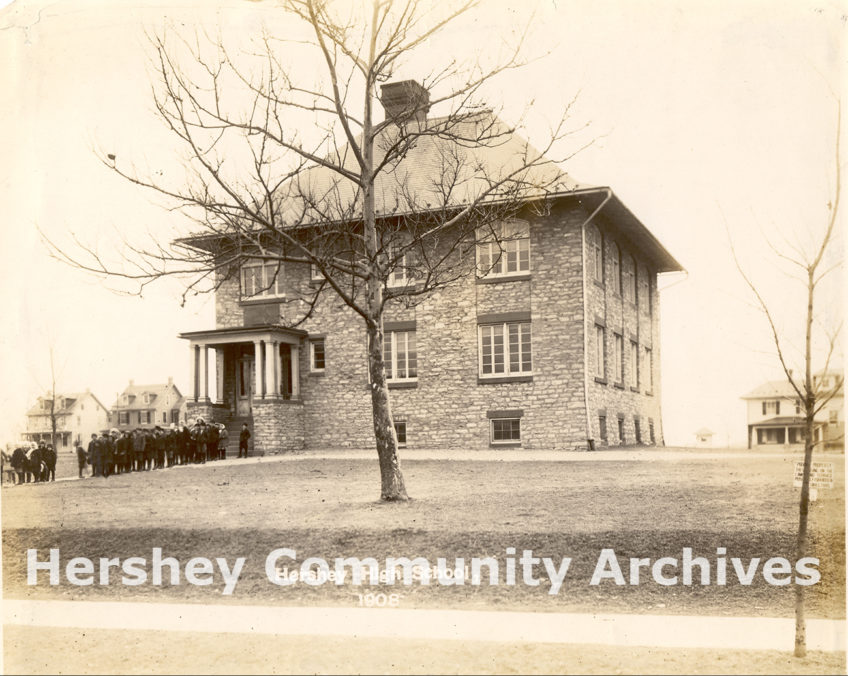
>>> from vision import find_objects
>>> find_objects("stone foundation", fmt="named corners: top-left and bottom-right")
top-left (252, 399), bottom-right (305, 454)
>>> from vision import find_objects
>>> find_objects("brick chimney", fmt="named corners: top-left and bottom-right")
top-left (380, 80), bottom-right (430, 125)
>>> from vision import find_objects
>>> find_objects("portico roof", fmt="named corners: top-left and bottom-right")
top-left (179, 325), bottom-right (308, 346)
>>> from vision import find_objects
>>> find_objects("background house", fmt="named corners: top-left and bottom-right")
top-left (742, 369), bottom-right (843, 450)
top-left (110, 377), bottom-right (187, 431)
top-left (22, 390), bottom-right (109, 451)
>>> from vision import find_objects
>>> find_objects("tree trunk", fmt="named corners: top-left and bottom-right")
top-left (794, 411), bottom-right (814, 657)
top-left (366, 319), bottom-right (409, 501)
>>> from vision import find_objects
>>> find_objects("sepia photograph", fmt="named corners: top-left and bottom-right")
top-left (0, 0), bottom-right (845, 673)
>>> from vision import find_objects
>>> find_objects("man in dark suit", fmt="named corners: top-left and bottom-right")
top-left (238, 423), bottom-right (250, 458)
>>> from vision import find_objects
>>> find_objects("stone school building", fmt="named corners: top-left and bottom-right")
top-left (179, 84), bottom-right (683, 454)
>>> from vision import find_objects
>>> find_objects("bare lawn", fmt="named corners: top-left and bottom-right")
top-left (2, 453), bottom-right (844, 618)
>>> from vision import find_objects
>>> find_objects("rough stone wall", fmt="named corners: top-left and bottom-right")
top-left (584, 212), bottom-right (665, 447)
top-left (185, 402), bottom-right (228, 426)
top-left (292, 204), bottom-right (591, 451)
top-left (209, 202), bottom-right (667, 451)
top-left (252, 399), bottom-right (305, 453)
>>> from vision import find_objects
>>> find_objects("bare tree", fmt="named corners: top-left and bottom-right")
top-left (46, 0), bottom-right (587, 500)
top-left (731, 102), bottom-right (843, 657)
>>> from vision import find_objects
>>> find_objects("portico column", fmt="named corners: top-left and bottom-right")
top-left (200, 345), bottom-right (210, 402)
top-left (291, 344), bottom-right (300, 398)
top-left (189, 344), bottom-right (198, 402)
top-left (215, 349), bottom-right (224, 404)
top-left (253, 340), bottom-right (263, 398)
top-left (269, 340), bottom-right (280, 398)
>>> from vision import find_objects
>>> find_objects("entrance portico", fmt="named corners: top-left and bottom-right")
top-left (180, 325), bottom-right (306, 408)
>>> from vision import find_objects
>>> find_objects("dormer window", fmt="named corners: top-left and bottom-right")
top-left (241, 260), bottom-right (284, 299)
top-left (120, 394), bottom-right (130, 406)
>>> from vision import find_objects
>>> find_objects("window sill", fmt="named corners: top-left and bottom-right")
top-left (614, 383), bottom-right (625, 390)
top-left (490, 442), bottom-right (522, 448)
top-left (388, 381), bottom-right (418, 389)
top-left (308, 371), bottom-right (326, 377)
top-left (630, 386), bottom-right (639, 393)
top-left (594, 377), bottom-right (607, 385)
top-left (478, 375), bottom-right (533, 385)
top-left (645, 391), bottom-right (654, 397)
top-left (476, 274), bottom-right (531, 285)
top-left (593, 279), bottom-right (605, 289)
top-left (240, 297), bottom-right (285, 306)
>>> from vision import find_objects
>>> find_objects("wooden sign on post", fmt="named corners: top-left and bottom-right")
top-left (794, 461), bottom-right (834, 502)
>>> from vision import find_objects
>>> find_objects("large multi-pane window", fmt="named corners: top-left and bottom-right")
top-left (479, 322), bottom-right (532, 377)
top-left (241, 261), bottom-right (284, 299)
top-left (384, 331), bottom-right (417, 381)
top-left (613, 333), bottom-right (624, 384)
top-left (611, 243), bottom-right (621, 294)
top-left (629, 340), bottom-right (639, 389)
top-left (588, 224), bottom-right (603, 283)
top-left (644, 346), bottom-right (653, 392)
top-left (476, 220), bottom-right (530, 278)
top-left (623, 255), bottom-right (636, 302)
top-left (594, 325), bottom-right (606, 380)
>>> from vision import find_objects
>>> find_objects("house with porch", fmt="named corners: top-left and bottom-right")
top-left (178, 81), bottom-right (683, 454)
top-left (742, 369), bottom-right (844, 449)
top-left (23, 390), bottom-right (109, 451)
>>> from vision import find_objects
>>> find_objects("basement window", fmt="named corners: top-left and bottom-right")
top-left (491, 418), bottom-right (521, 445)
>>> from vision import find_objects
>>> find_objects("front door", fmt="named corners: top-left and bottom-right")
top-left (236, 354), bottom-right (254, 416)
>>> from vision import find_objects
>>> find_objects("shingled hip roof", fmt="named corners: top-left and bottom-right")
top-left (277, 112), bottom-right (584, 221)
top-left (179, 109), bottom-right (684, 273)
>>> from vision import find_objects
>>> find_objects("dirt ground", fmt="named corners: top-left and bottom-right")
top-left (2, 451), bottom-right (845, 674)
top-left (4, 625), bottom-right (845, 675)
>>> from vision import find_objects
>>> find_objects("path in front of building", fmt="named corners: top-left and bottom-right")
top-left (3, 599), bottom-right (844, 652)
top-left (15, 445), bottom-right (839, 486)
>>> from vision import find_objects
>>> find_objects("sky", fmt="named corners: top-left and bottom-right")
top-left (0, 0), bottom-right (844, 447)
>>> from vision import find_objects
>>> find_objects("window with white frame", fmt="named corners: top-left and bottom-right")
top-left (479, 322), bottom-right (532, 377)
top-left (639, 269), bottom-right (649, 313)
top-left (118, 411), bottom-right (129, 425)
top-left (476, 220), bottom-right (530, 278)
top-left (388, 250), bottom-right (411, 287)
top-left (594, 325), bottom-right (606, 380)
top-left (762, 400), bottom-right (780, 415)
top-left (310, 338), bottom-right (326, 372)
top-left (384, 331), bottom-right (417, 381)
top-left (310, 263), bottom-right (324, 282)
top-left (491, 418), bottom-right (521, 444)
top-left (588, 224), bottom-right (603, 284)
top-left (644, 347), bottom-right (653, 392)
top-left (611, 242), bottom-right (621, 294)
top-left (829, 409), bottom-right (839, 423)
top-left (623, 255), bottom-right (636, 302)
top-left (241, 260), bottom-right (284, 299)
top-left (629, 340), bottom-right (639, 389)
top-left (613, 333), bottom-right (623, 384)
